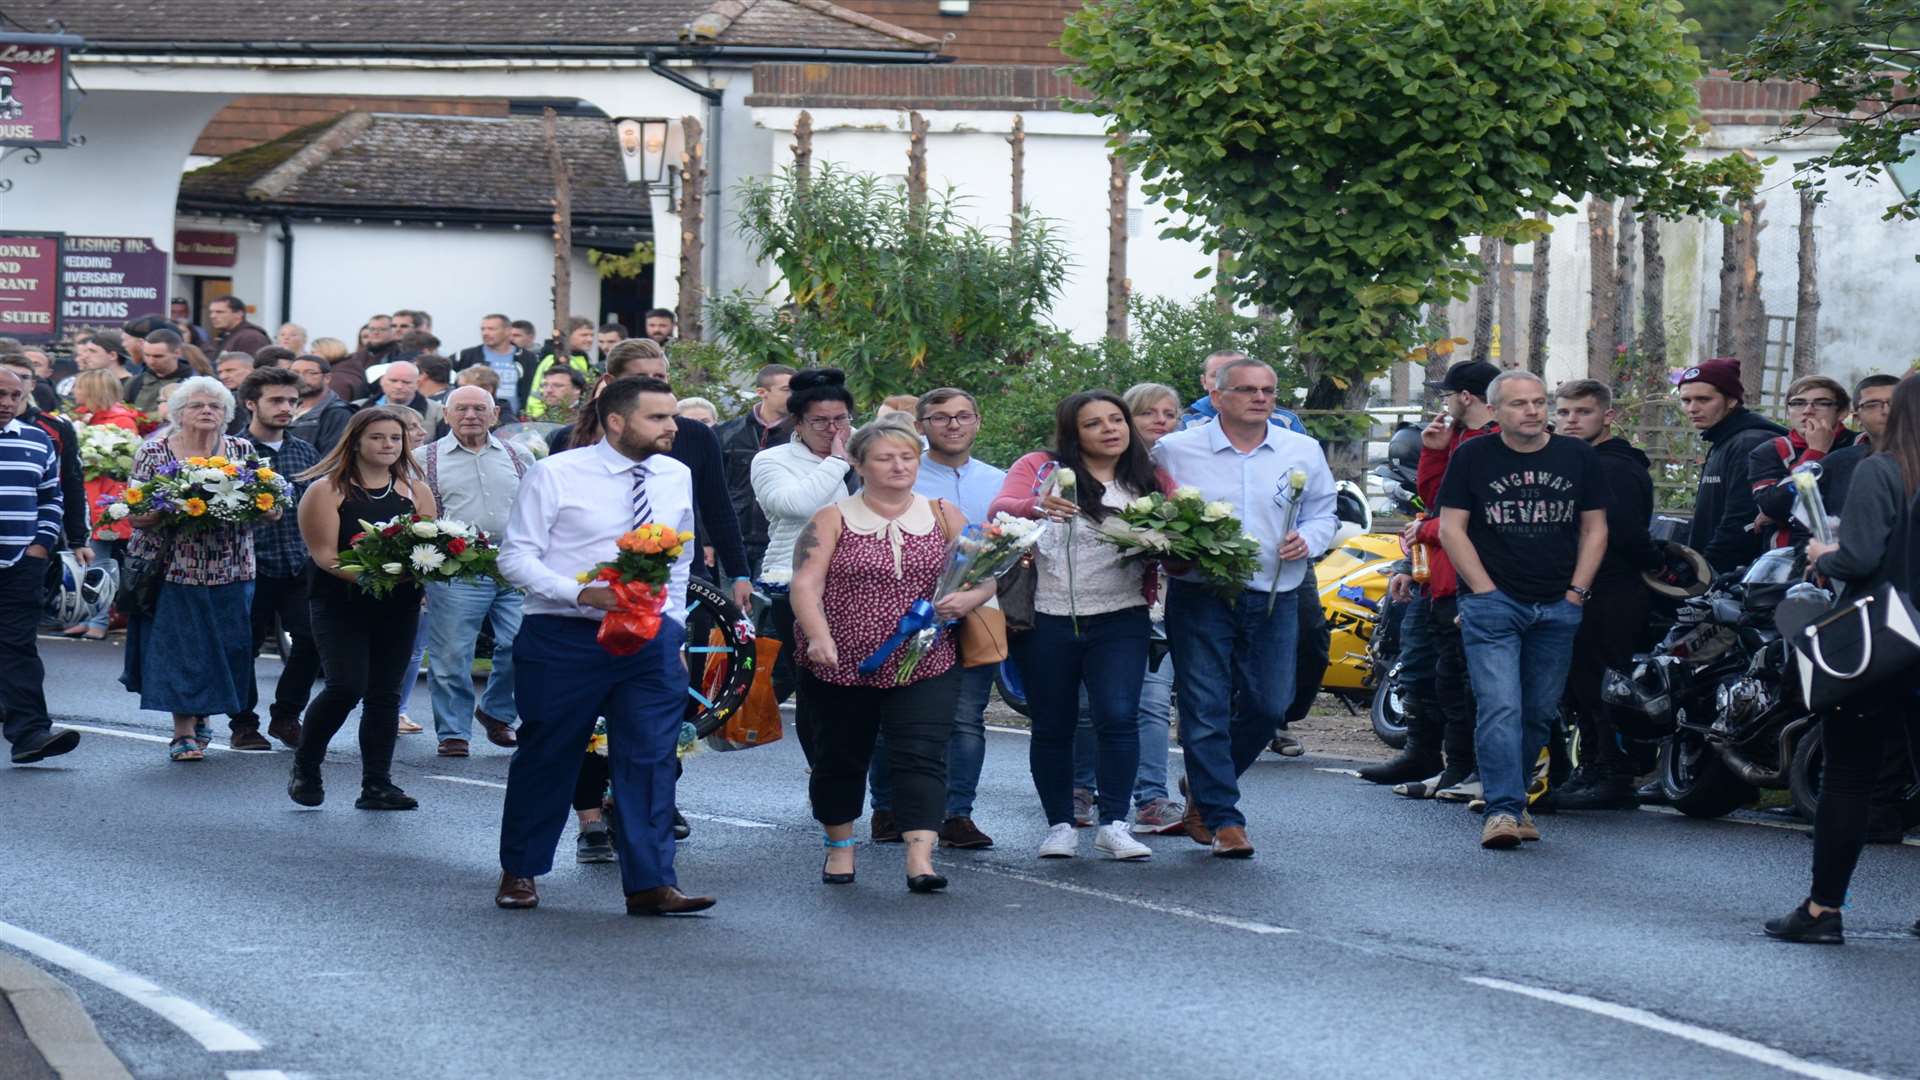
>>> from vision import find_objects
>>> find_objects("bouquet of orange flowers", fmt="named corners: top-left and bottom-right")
top-left (580, 522), bottom-right (695, 656)
top-left (103, 453), bottom-right (290, 534)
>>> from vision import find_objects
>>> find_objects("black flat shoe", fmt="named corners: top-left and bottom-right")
top-left (822, 858), bottom-right (856, 886)
top-left (1763, 902), bottom-right (1843, 944)
top-left (906, 873), bottom-right (947, 894)
top-left (355, 779), bottom-right (418, 811)
top-left (288, 764), bottom-right (324, 807)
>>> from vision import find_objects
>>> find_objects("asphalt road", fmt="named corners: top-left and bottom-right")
top-left (3, 636), bottom-right (1916, 1080)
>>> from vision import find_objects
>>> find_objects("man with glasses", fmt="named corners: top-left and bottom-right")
top-left (1749, 375), bottom-right (1857, 549)
top-left (865, 389), bottom-right (1007, 849)
top-left (1153, 358), bottom-right (1338, 858)
top-left (1811, 374), bottom-right (1899, 515)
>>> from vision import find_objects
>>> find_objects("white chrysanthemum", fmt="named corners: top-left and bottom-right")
top-left (1129, 494), bottom-right (1156, 514)
top-left (409, 545), bottom-right (446, 573)
top-left (1173, 485), bottom-right (1203, 503)
top-left (1202, 501), bottom-right (1232, 522)
top-left (410, 520), bottom-right (440, 538)
top-left (436, 518), bottom-right (474, 539)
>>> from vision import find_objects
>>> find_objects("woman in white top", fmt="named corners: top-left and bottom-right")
top-left (990, 390), bottom-right (1172, 861)
top-left (749, 368), bottom-right (856, 763)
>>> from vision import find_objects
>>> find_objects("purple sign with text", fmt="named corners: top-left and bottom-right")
top-left (0, 234), bottom-right (62, 343)
top-left (62, 236), bottom-right (170, 334)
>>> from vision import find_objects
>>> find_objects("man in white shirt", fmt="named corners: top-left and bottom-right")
top-left (1151, 358), bottom-right (1337, 858)
top-left (494, 376), bottom-right (715, 916)
top-left (417, 386), bottom-right (529, 756)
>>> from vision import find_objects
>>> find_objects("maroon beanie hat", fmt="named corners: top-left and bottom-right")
top-left (1677, 357), bottom-right (1744, 402)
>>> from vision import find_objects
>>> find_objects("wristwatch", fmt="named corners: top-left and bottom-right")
top-left (1568, 584), bottom-right (1592, 601)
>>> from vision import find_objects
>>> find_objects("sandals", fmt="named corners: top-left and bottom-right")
top-left (822, 835), bottom-right (856, 885)
top-left (192, 720), bottom-right (213, 751)
top-left (397, 715), bottom-right (424, 734)
top-left (168, 736), bottom-right (204, 762)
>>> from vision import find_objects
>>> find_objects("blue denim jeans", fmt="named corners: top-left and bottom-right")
top-left (868, 662), bottom-right (994, 819)
top-left (1014, 608), bottom-right (1150, 825)
top-left (1455, 589), bottom-right (1583, 820)
top-left (1165, 581), bottom-right (1298, 830)
top-left (425, 579), bottom-right (523, 739)
top-left (1134, 623), bottom-right (1175, 805)
top-left (83, 536), bottom-right (122, 631)
top-left (396, 608), bottom-right (430, 720)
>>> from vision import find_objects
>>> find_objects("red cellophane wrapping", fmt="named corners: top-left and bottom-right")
top-left (595, 574), bottom-right (667, 656)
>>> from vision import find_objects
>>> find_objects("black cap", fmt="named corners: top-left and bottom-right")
top-left (1426, 360), bottom-right (1500, 399)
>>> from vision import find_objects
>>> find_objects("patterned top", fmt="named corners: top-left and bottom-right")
top-left (127, 435), bottom-right (257, 586)
top-left (248, 434), bottom-right (320, 579)
top-left (795, 494), bottom-right (956, 688)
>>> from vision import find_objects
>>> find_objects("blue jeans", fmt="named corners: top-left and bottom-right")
top-left (1165, 581), bottom-right (1298, 830)
top-left (83, 536), bottom-right (122, 631)
top-left (1134, 629), bottom-right (1175, 806)
top-left (425, 579), bottom-right (523, 739)
top-left (1015, 608), bottom-right (1150, 825)
top-left (868, 663), bottom-right (994, 819)
top-left (1455, 590), bottom-right (1583, 820)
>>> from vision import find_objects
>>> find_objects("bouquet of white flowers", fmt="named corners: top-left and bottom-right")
top-left (1094, 486), bottom-right (1262, 595)
top-left (334, 514), bottom-right (504, 599)
top-left (78, 423), bottom-right (140, 482)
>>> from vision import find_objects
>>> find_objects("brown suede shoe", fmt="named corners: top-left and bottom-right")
top-left (477, 710), bottom-right (517, 748)
top-left (1210, 825), bottom-right (1255, 859)
top-left (437, 738), bottom-right (470, 758)
top-left (940, 816), bottom-right (994, 850)
top-left (495, 873), bottom-right (538, 909)
top-left (626, 885), bottom-right (717, 916)
top-left (228, 727), bottom-right (273, 752)
top-left (870, 809), bottom-right (902, 843)
top-left (1178, 776), bottom-right (1213, 846)
top-left (266, 716), bottom-right (302, 749)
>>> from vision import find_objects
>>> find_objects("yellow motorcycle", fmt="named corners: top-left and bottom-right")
top-left (1314, 529), bottom-right (1402, 709)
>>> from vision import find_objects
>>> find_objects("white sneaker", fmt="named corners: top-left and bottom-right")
top-left (1094, 821), bottom-right (1152, 861)
top-left (1037, 822), bottom-right (1079, 859)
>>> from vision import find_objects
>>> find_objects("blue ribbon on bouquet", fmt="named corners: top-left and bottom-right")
top-left (857, 599), bottom-right (938, 675)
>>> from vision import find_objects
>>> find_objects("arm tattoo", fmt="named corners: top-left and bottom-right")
top-left (792, 518), bottom-right (823, 572)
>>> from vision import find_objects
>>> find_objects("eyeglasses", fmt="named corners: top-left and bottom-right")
top-left (922, 412), bottom-right (978, 427)
top-left (1786, 398), bottom-right (1838, 411)
top-left (802, 414), bottom-right (852, 432)
top-left (179, 401), bottom-right (224, 412)
top-left (1222, 385), bottom-right (1277, 398)
top-left (1856, 400), bottom-right (1891, 413)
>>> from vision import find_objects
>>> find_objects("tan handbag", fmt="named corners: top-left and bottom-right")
top-left (934, 499), bottom-right (1010, 667)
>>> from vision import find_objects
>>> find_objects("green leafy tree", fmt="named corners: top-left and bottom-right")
top-left (710, 165), bottom-right (1071, 405)
top-left (1736, 0), bottom-right (1920, 220)
top-left (1062, 0), bottom-right (1759, 470)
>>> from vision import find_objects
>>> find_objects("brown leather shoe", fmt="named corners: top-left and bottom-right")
top-left (1178, 776), bottom-right (1212, 846)
top-left (477, 710), bottom-right (518, 748)
top-left (940, 816), bottom-right (993, 849)
top-left (870, 809), bottom-right (902, 843)
top-left (437, 738), bottom-right (470, 758)
top-left (625, 885), bottom-right (716, 916)
top-left (1210, 825), bottom-right (1255, 859)
top-left (266, 716), bottom-right (302, 749)
top-left (228, 727), bottom-right (272, 752)
top-left (495, 873), bottom-right (538, 909)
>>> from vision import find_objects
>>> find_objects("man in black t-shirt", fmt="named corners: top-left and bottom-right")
top-left (1438, 370), bottom-right (1608, 850)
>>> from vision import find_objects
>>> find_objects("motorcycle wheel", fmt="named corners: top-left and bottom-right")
top-left (1658, 730), bottom-right (1757, 819)
top-left (1789, 726), bottom-right (1920, 834)
top-left (1369, 664), bottom-right (1408, 750)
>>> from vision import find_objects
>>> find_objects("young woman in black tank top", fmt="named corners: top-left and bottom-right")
top-left (291, 407), bottom-right (439, 809)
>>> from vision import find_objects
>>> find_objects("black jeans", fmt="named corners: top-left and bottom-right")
top-left (297, 588), bottom-right (420, 781)
top-left (1285, 572), bottom-right (1331, 727)
top-left (1564, 580), bottom-right (1648, 777)
top-left (573, 751), bottom-right (683, 812)
top-left (1810, 702), bottom-right (1919, 908)
top-left (231, 571), bottom-right (322, 732)
top-left (1419, 595), bottom-right (1478, 772)
top-left (0, 554), bottom-right (51, 746)
top-left (806, 666), bottom-right (960, 832)
top-left (768, 594), bottom-right (813, 763)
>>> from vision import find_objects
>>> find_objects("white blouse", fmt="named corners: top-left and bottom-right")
top-left (1033, 482), bottom-right (1147, 618)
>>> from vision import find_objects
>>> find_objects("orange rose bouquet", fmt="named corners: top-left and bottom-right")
top-left (582, 522), bottom-right (696, 656)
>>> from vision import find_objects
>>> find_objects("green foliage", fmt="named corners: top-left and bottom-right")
top-left (586, 243), bottom-right (656, 280)
top-left (1061, 0), bottom-right (1761, 413)
top-left (710, 165), bottom-right (1072, 404)
top-left (1735, 0), bottom-right (1920, 221)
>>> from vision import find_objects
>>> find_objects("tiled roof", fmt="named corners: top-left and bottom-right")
top-left (178, 112), bottom-right (652, 236)
top-left (4, 0), bottom-right (938, 54)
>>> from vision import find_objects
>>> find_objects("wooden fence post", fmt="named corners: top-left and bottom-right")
top-left (543, 107), bottom-right (572, 358)
top-left (676, 115), bottom-right (706, 341)
top-left (1527, 210), bottom-right (1550, 378)
top-left (1794, 188), bottom-right (1820, 378)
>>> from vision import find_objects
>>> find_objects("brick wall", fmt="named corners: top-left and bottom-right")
top-left (747, 62), bottom-right (1090, 110)
top-left (1697, 71), bottom-right (1822, 127)
top-left (194, 96), bottom-right (509, 158)
top-left (837, 0), bottom-right (1075, 64)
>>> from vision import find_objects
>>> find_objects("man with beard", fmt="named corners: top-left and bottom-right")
top-left (207, 296), bottom-right (272, 357)
top-left (287, 354), bottom-right (354, 456)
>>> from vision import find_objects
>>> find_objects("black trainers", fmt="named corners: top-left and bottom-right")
top-left (355, 779), bottom-right (418, 811)
top-left (1763, 902), bottom-right (1844, 945)
top-left (577, 827), bottom-right (616, 863)
top-left (11, 728), bottom-right (80, 765)
top-left (1554, 772), bottom-right (1639, 811)
top-left (672, 809), bottom-right (692, 841)
top-left (288, 763), bottom-right (324, 807)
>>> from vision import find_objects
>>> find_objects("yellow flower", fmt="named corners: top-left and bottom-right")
top-left (207, 456), bottom-right (228, 467)
top-left (123, 487), bottom-right (145, 505)
top-left (254, 492), bottom-right (275, 511)
top-left (186, 456), bottom-right (208, 468)
top-left (254, 468), bottom-right (276, 481)
top-left (575, 570), bottom-right (593, 583)
top-left (678, 531), bottom-right (695, 543)
top-left (184, 498), bottom-right (208, 517)
top-left (668, 546), bottom-right (684, 559)
top-left (221, 464), bottom-right (240, 477)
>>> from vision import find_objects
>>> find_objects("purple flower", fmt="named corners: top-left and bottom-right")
top-left (158, 460), bottom-right (182, 476)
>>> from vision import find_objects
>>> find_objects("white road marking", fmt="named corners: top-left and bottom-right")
top-left (57, 723), bottom-right (236, 751)
top-left (0, 920), bottom-right (263, 1052)
top-left (1464, 977), bottom-right (1885, 1080)
top-left (421, 776), bottom-right (777, 828)
top-left (957, 863), bottom-right (1295, 936)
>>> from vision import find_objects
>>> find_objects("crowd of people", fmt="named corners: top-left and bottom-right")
top-left (0, 301), bottom-right (1913, 936)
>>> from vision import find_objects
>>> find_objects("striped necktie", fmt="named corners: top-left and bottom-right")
top-left (631, 462), bottom-right (652, 527)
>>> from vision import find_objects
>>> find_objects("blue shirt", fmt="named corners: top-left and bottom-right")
top-left (0, 418), bottom-right (62, 568)
top-left (482, 346), bottom-right (521, 405)
top-left (1182, 394), bottom-right (1308, 436)
top-left (914, 454), bottom-right (1007, 525)
top-left (1150, 420), bottom-right (1338, 593)
top-left (246, 433), bottom-right (320, 579)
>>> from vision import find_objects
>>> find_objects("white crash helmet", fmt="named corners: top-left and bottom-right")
top-left (1331, 480), bottom-right (1372, 546)
top-left (44, 550), bottom-right (114, 626)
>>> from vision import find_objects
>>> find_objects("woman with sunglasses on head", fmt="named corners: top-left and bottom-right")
top-left (991, 390), bottom-right (1174, 861)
